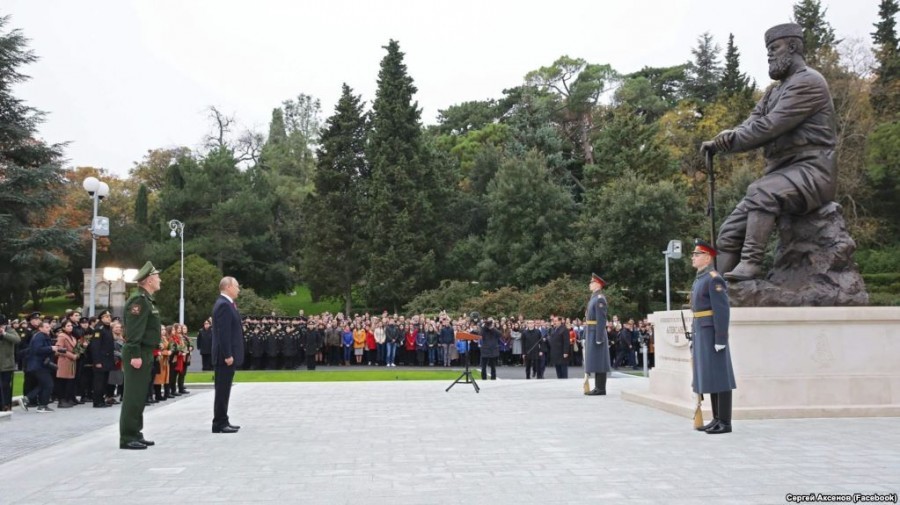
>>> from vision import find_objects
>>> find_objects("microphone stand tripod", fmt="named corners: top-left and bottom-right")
top-left (446, 333), bottom-right (480, 393)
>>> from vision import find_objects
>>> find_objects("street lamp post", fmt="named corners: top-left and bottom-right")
top-left (168, 219), bottom-right (185, 325)
top-left (82, 176), bottom-right (110, 317)
top-left (662, 239), bottom-right (683, 312)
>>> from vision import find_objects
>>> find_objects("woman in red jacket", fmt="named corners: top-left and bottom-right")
top-left (403, 324), bottom-right (417, 367)
top-left (365, 325), bottom-right (376, 366)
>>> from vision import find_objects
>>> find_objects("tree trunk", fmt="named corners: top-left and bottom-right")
top-left (344, 288), bottom-right (352, 317)
top-left (581, 113), bottom-right (594, 165)
top-left (29, 286), bottom-right (43, 311)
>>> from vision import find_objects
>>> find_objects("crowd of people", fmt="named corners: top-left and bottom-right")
top-left (0, 306), bottom-right (656, 414)
top-left (223, 310), bottom-right (655, 377)
top-left (0, 309), bottom-right (194, 413)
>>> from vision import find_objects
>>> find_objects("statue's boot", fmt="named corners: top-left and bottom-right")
top-left (725, 211), bottom-right (775, 281)
top-left (715, 251), bottom-right (740, 275)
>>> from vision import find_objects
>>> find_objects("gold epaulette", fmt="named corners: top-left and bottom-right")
top-left (709, 271), bottom-right (719, 278)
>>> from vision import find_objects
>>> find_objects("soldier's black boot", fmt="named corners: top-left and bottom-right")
top-left (706, 391), bottom-right (732, 434)
top-left (725, 211), bottom-right (776, 281)
top-left (589, 373), bottom-right (607, 395)
top-left (697, 393), bottom-right (719, 431)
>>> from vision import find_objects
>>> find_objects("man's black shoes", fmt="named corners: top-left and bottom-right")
top-left (705, 421), bottom-right (732, 434)
top-left (585, 389), bottom-right (606, 396)
top-left (120, 441), bottom-right (148, 450)
top-left (212, 425), bottom-right (239, 434)
top-left (227, 424), bottom-right (241, 430)
top-left (137, 438), bottom-right (155, 446)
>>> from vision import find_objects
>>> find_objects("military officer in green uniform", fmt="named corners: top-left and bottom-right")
top-left (689, 240), bottom-right (736, 434)
top-left (119, 262), bottom-right (162, 450)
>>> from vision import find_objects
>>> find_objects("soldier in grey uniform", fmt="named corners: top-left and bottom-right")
top-left (690, 240), bottom-right (736, 434)
top-left (701, 23), bottom-right (837, 281)
top-left (583, 273), bottom-right (611, 395)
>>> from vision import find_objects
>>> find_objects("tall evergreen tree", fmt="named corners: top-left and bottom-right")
top-left (301, 84), bottom-right (369, 314)
top-left (871, 0), bottom-right (900, 117)
top-left (267, 108), bottom-right (287, 146)
top-left (478, 151), bottom-right (575, 287)
top-left (134, 183), bottom-right (149, 225)
top-left (365, 40), bottom-right (445, 310)
top-left (587, 108), bottom-right (672, 188)
top-left (684, 32), bottom-right (722, 104)
top-left (719, 33), bottom-right (754, 98)
top-left (0, 15), bottom-right (78, 314)
top-left (792, 0), bottom-right (839, 67)
top-left (574, 174), bottom-right (691, 314)
top-left (258, 100), bottom-right (317, 278)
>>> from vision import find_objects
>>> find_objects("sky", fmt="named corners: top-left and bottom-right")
top-left (5, 0), bottom-right (882, 177)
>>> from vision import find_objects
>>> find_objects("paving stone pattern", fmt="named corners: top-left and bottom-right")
top-left (0, 376), bottom-right (897, 505)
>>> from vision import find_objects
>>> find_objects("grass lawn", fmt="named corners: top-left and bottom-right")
top-left (185, 370), bottom-right (460, 383)
top-left (272, 285), bottom-right (342, 316)
top-left (10, 369), bottom-right (460, 395)
top-left (12, 373), bottom-right (23, 396)
top-left (22, 294), bottom-right (79, 318)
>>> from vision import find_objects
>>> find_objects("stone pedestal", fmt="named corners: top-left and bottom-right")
top-left (622, 307), bottom-right (900, 419)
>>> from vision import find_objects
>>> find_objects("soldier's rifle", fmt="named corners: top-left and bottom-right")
top-left (681, 310), bottom-right (704, 430)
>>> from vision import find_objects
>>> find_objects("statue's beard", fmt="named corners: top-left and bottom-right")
top-left (768, 54), bottom-right (793, 80)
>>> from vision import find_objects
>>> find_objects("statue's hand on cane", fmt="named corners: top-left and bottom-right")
top-left (701, 130), bottom-right (735, 155)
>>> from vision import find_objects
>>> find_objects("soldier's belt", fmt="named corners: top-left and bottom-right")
top-left (693, 310), bottom-right (713, 318)
top-left (585, 320), bottom-right (597, 324)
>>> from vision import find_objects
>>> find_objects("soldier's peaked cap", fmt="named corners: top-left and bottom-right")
top-left (135, 261), bottom-right (161, 283)
top-left (693, 238), bottom-right (717, 257)
top-left (591, 273), bottom-right (607, 288)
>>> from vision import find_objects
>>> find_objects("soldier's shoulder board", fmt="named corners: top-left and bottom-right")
top-left (709, 271), bottom-right (719, 278)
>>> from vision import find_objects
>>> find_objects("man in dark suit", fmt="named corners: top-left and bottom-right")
top-left (521, 320), bottom-right (543, 380)
top-left (549, 316), bottom-right (570, 379)
top-left (211, 276), bottom-right (244, 434)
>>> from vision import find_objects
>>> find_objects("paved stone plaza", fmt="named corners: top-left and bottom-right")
top-left (1, 374), bottom-right (898, 505)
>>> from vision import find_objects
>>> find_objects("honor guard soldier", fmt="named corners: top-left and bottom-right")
top-left (690, 240), bottom-right (737, 434)
top-left (266, 324), bottom-right (281, 369)
top-left (282, 322), bottom-right (298, 370)
top-left (583, 273), bottom-right (612, 395)
top-left (119, 261), bottom-right (162, 450)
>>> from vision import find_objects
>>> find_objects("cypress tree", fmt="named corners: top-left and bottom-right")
top-left (134, 183), bottom-right (149, 225)
top-left (301, 84), bottom-right (369, 314)
top-left (871, 0), bottom-right (900, 117)
top-left (267, 108), bottom-right (288, 146)
top-left (792, 0), bottom-right (838, 67)
top-left (719, 33), bottom-right (753, 98)
top-left (365, 40), bottom-right (444, 310)
top-left (684, 32), bottom-right (722, 104)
